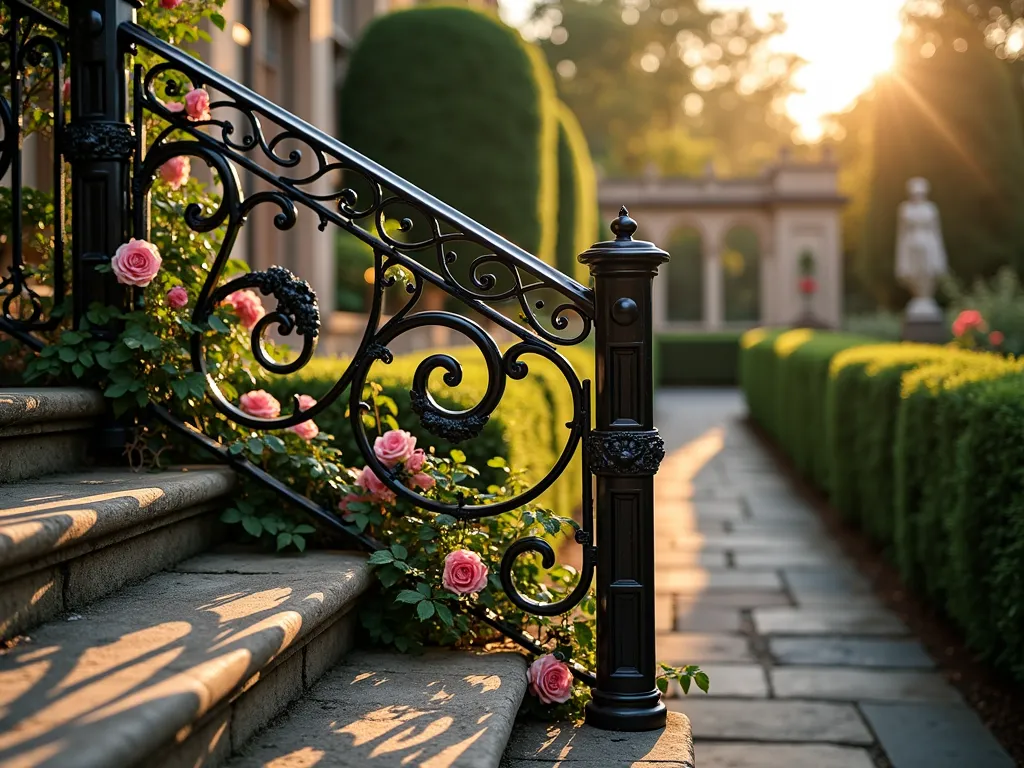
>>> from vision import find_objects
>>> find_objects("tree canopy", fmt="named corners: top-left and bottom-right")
top-left (528, 0), bottom-right (799, 176)
top-left (856, 5), bottom-right (1024, 307)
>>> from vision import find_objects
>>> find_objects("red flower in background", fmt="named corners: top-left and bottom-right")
top-left (952, 309), bottom-right (986, 338)
top-left (798, 277), bottom-right (817, 295)
top-left (989, 330), bottom-right (1005, 346)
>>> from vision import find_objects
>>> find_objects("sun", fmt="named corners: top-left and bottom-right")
top-left (701, 0), bottom-right (905, 143)
top-left (776, 1), bottom-right (903, 141)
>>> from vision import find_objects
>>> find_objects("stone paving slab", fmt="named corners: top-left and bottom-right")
top-left (669, 699), bottom-right (873, 744)
top-left (675, 590), bottom-right (792, 610)
top-left (771, 667), bottom-right (961, 702)
top-left (770, 637), bottom-right (934, 668)
top-left (674, 604), bottom-right (744, 632)
top-left (658, 568), bottom-right (784, 593)
top-left (696, 743), bottom-right (876, 768)
top-left (754, 607), bottom-right (909, 636)
top-left (735, 550), bottom-right (841, 568)
top-left (783, 568), bottom-right (872, 598)
top-left (658, 633), bottom-right (754, 664)
top-left (651, 390), bottom-right (1008, 768)
top-left (860, 702), bottom-right (1015, 768)
top-left (667, 664), bottom-right (769, 698)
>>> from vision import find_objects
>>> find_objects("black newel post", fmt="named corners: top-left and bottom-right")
top-left (580, 207), bottom-right (669, 732)
top-left (63, 0), bottom-right (137, 332)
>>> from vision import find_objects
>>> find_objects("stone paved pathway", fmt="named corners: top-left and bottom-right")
top-left (655, 389), bottom-right (1015, 768)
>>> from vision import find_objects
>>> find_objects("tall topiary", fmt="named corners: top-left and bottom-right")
top-left (340, 6), bottom-right (559, 265)
top-left (554, 102), bottom-right (597, 283)
top-left (859, 7), bottom-right (1024, 308)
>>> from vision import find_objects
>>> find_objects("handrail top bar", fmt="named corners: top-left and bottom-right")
top-left (119, 22), bottom-right (595, 318)
top-left (4, 0), bottom-right (69, 35)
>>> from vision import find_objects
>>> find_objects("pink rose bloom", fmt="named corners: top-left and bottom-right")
top-left (406, 448), bottom-right (427, 472)
top-left (290, 419), bottom-right (319, 441)
top-left (356, 465), bottom-right (395, 503)
top-left (111, 238), bottom-right (162, 287)
top-left (62, 77), bottom-right (70, 102)
top-left (224, 289), bottom-right (265, 329)
top-left (166, 101), bottom-right (185, 114)
top-left (166, 285), bottom-right (188, 309)
top-left (184, 87), bottom-right (211, 121)
top-left (442, 549), bottom-right (488, 595)
top-left (527, 654), bottom-right (574, 705)
top-left (160, 0), bottom-right (183, 8)
top-left (286, 394), bottom-right (318, 439)
top-left (374, 429), bottom-right (416, 467)
top-left (952, 309), bottom-right (985, 338)
top-left (160, 155), bottom-right (190, 190)
top-left (411, 473), bottom-right (435, 490)
top-left (239, 389), bottom-right (281, 419)
top-left (990, 330), bottom-right (1005, 346)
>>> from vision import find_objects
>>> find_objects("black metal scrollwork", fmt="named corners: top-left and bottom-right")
top-left (124, 18), bottom-right (600, 657)
top-left (0, 0), bottom-right (67, 344)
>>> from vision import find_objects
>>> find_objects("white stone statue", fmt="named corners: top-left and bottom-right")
top-left (896, 177), bottom-right (948, 320)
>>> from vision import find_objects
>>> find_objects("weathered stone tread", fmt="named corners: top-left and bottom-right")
top-left (0, 388), bottom-right (104, 433)
top-left (228, 649), bottom-right (529, 768)
top-left (0, 549), bottom-right (371, 768)
top-left (0, 467), bottom-right (236, 571)
top-left (500, 712), bottom-right (694, 767)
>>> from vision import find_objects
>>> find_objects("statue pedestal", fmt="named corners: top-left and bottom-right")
top-left (901, 297), bottom-right (947, 343)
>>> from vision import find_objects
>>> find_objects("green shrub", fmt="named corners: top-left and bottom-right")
top-left (739, 328), bottom-right (874, 492)
top-left (340, 6), bottom-right (559, 264)
top-left (655, 332), bottom-right (742, 387)
top-left (827, 344), bottom-right (946, 542)
top-left (949, 373), bottom-right (1024, 675)
top-left (266, 344), bottom-right (594, 517)
top-left (555, 102), bottom-right (597, 285)
top-left (741, 328), bottom-right (1024, 682)
top-left (943, 266), bottom-right (1024, 356)
top-left (892, 354), bottom-right (1006, 593)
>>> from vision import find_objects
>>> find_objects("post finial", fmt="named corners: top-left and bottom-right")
top-left (610, 206), bottom-right (637, 241)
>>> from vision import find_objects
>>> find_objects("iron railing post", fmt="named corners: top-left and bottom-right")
top-left (580, 207), bottom-right (669, 731)
top-left (63, 0), bottom-right (135, 333)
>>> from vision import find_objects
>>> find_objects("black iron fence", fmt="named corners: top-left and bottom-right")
top-left (0, 0), bottom-right (670, 731)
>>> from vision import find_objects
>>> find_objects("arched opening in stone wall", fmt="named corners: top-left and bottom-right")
top-left (722, 225), bottom-right (760, 323)
top-left (666, 226), bottom-right (704, 322)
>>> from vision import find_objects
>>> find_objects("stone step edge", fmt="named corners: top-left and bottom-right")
top-left (170, 594), bottom-right (365, 768)
top-left (0, 550), bottom-right (373, 768)
top-left (0, 388), bottom-right (104, 431)
top-left (0, 466), bottom-right (237, 574)
top-left (227, 648), bottom-right (530, 768)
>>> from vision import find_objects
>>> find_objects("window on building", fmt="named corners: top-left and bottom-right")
top-left (666, 227), bottom-right (704, 323)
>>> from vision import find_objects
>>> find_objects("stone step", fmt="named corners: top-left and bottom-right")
top-left (502, 712), bottom-right (694, 767)
top-left (0, 389), bottom-right (105, 482)
top-left (228, 649), bottom-right (528, 768)
top-left (0, 466), bottom-right (236, 639)
top-left (0, 548), bottom-right (372, 768)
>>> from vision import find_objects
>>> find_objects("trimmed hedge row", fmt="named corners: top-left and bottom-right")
top-left (266, 344), bottom-right (594, 517)
top-left (655, 332), bottom-right (742, 387)
top-left (739, 329), bottom-right (1024, 680)
top-left (340, 6), bottom-right (559, 265)
top-left (740, 328), bottom-right (875, 491)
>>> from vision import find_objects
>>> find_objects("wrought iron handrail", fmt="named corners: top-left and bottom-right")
top-left (1, 0), bottom-right (671, 731)
top-left (120, 23), bottom-right (594, 327)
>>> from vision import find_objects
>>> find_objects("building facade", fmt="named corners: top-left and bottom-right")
top-left (599, 149), bottom-right (846, 331)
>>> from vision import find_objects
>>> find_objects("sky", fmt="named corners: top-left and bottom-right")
top-left (499, 0), bottom-right (907, 141)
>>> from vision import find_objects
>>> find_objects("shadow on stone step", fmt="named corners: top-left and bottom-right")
top-left (501, 712), bottom-right (694, 767)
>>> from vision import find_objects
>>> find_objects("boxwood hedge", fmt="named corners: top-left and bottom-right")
top-left (739, 328), bottom-right (1024, 681)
